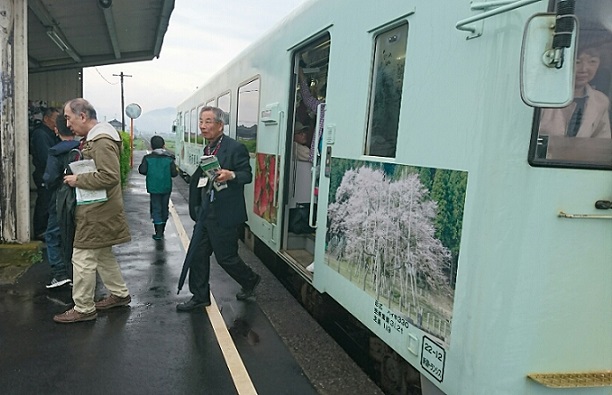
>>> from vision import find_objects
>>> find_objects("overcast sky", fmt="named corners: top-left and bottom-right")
top-left (83, 0), bottom-right (309, 122)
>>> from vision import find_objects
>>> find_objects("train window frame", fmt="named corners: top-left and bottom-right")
top-left (528, 1), bottom-right (612, 170)
top-left (190, 107), bottom-right (197, 144)
top-left (206, 98), bottom-right (215, 107)
top-left (364, 22), bottom-right (408, 158)
top-left (236, 76), bottom-right (261, 155)
top-left (196, 104), bottom-right (205, 145)
top-left (183, 111), bottom-right (190, 143)
top-left (176, 111), bottom-right (180, 136)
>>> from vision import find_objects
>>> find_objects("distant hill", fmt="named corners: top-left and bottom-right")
top-left (134, 107), bottom-right (176, 136)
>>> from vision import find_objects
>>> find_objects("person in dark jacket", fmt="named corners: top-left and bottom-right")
top-left (138, 135), bottom-right (178, 240)
top-left (43, 114), bottom-right (80, 288)
top-left (176, 106), bottom-right (260, 311)
top-left (30, 107), bottom-right (60, 240)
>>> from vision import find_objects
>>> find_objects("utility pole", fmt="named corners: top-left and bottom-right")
top-left (112, 72), bottom-right (132, 131)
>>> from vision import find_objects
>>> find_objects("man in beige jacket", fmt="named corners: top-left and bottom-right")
top-left (53, 98), bottom-right (132, 324)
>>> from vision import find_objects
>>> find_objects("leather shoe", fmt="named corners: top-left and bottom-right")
top-left (176, 298), bottom-right (211, 312)
top-left (236, 274), bottom-right (261, 301)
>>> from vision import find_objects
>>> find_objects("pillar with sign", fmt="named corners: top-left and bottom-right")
top-left (125, 103), bottom-right (142, 167)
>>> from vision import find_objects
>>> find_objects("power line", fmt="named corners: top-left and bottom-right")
top-left (94, 67), bottom-right (120, 85)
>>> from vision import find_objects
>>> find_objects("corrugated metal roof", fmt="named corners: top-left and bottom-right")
top-left (28, 0), bottom-right (175, 73)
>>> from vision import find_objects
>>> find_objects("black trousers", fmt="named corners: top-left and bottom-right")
top-left (186, 209), bottom-right (256, 303)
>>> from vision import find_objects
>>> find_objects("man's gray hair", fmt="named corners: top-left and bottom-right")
top-left (200, 106), bottom-right (226, 125)
top-left (65, 98), bottom-right (98, 121)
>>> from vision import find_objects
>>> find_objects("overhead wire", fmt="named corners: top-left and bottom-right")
top-left (94, 67), bottom-right (120, 85)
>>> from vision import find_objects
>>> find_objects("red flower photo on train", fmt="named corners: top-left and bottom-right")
top-left (253, 153), bottom-right (278, 224)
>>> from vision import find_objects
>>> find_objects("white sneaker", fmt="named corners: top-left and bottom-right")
top-left (306, 262), bottom-right (315, 272)
top-left (46, 277), bottom-right (72, 289)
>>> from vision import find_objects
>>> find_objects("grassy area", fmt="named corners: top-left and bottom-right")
top-left (133, 137), bottom-right (176, 152)
top-left (133, 138), bottom-right (147, 150)
top-left (0, 243), bottom-right (41, 285)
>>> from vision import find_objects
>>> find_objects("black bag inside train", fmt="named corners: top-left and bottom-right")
top-left (288, 204), bottom-right (316, 234)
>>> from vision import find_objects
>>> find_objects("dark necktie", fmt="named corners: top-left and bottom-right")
top-left (566, 97), bottom-right (587, 137)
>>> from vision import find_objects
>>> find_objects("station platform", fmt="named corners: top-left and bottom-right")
top-left (0, 151), bottom-right (384, 395)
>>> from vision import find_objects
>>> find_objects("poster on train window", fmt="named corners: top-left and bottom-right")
top-left (253, 153), bottom-right (278, 224)
top-left (325, 159), bottom-right (467, 345)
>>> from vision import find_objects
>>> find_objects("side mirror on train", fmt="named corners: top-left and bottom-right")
top-left (520, 13), bottom-right (577, 108)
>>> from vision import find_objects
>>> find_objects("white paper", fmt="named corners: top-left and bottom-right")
top-left (68, 159), bottom-right (108, 205)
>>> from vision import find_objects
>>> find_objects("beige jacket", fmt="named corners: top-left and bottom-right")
top-left (539, 85), bottom-right (611, 138)
top-left (73, 122), bottom-right (131, 249)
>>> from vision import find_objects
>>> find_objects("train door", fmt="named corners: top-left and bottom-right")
top-left (279, 34), bottom-right (330, 278)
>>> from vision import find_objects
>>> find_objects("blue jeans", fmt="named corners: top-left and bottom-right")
top-left (150, 193), bottom-right (171, 224)
top-left (45, 203), bottom-right (69, 278)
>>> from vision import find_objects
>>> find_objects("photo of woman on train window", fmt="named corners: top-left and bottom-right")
top-left (535, 15), bottom-right (612, 167)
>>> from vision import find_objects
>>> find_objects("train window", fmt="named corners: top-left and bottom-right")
top-left (174, 112), bottom-right (183, 138)
top-left (237, 78), bottom-right (260, 154)
top-left (364, 23), bottom-right (408, 158)
top-left (183, 111), bottom-right (189, 143)
top-left (217, 92), bottom-right (231, 136)
top-left (206, 98), bottom-right (215, 107)
top-left (190, 108), bottom-right (197, 143)
top-left (196, 105), bottom-right (205, 145)
top-left (529, 1), bottom-right (612, 169)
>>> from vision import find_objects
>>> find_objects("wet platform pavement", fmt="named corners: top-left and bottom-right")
top-left (0, 151), bottom-right (384, 395)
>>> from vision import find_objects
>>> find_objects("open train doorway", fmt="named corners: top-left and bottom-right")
top-left (280, 34), bottom-right (330, 279)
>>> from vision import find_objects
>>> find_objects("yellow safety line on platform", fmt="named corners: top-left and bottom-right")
top-left (169, 200), bottom-right (258, 395)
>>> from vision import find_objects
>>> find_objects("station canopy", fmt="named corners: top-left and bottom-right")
top-left (27, 0), bottom-right (175, 73)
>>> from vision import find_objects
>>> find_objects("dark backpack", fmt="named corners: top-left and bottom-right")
top-left (288, 203), bottom-right (316, 234)
top-left (56, 149), bottom-right (81, 264)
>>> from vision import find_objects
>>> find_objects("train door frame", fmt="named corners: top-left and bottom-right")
top-left (279, 33), bottom-right (331, 279)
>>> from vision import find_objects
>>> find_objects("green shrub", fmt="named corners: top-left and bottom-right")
top-left (119, 131), bottom-right (131, 187)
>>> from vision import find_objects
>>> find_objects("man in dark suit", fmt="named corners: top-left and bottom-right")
top-left (177, 106), bottom-right (260, 311)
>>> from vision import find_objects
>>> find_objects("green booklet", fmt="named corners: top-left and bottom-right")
top-left (199, 155), bottom-right (228, 191)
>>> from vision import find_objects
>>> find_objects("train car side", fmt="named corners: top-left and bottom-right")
top-left (174, 1), bottom-right (612, 394)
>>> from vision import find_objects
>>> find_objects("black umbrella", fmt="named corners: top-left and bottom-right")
top-left (177, 258), bottom-right (190, 295)
top-left (177, 172), bottom-right (217, 294)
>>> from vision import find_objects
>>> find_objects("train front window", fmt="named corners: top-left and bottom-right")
top-left (529, 1), bottom-right (612, 169)
top-left (365, 23), bottom-right (408, 158)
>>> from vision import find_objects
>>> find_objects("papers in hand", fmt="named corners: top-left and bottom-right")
top-left (68, 159), bottom-right (108, 205)
top-left (199, 155), bottom-right (227, 192)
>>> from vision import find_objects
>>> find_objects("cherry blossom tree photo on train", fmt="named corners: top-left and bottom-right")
top-left (327, 163), bottom-right (455, 338)
top-left (253, 153), bottom-right (278, 224)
